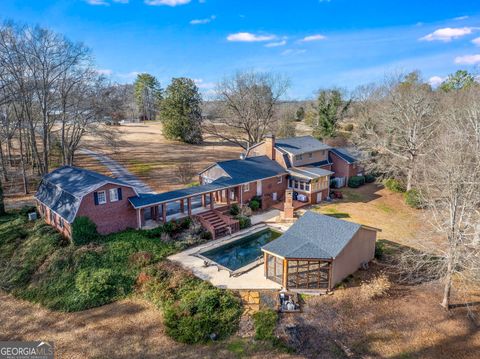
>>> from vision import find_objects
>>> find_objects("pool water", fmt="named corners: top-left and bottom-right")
top-left (201, 228), bottom-right (282, 271)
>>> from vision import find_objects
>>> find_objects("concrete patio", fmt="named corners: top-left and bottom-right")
top-left (167, 210), bottom-right (294, 290)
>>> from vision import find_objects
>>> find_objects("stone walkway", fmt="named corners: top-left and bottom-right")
top-left (79, 148), bottom-right (153, 193)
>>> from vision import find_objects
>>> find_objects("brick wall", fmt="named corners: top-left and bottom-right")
top-left (330, 152), bottom-right (357, 179)
top-left (261, 175), bottom-right (288, 209)
top-left (37, 200), bottom-right (72, 238)
top-left (76, 183), bottom-right (138, 235)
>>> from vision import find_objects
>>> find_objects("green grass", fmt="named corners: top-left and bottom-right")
top-left (318, 207), bottom-right (351, 219)
top-left (0, 212), bottom-right (176, 312)
top-left (340, 188), bottom-right (367, 202)
top-left (375, 203), bottom-right (394, 213)
top-left (128, 159), bottom-right (154, 176)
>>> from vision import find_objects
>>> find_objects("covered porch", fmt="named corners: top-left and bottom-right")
top-left (129, 182), bottom-right (244, 230)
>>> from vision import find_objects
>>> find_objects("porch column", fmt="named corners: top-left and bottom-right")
top-left (239, 186), bottom-right (243, 206)
top-left (162, 203), bottom-right (167, 223)
top-left (201, 194), bottom-right (206, 207)
top-left (187, 197), bottom-right (192, 216)
top-left (180, 199), bottom-right (185, 213)
top-left (209, 192), bottom-right (214, 210)
top-left (282, 259), bottom-right (288, 289)
top-left (137, 209), bottom-right (142, 229)
top-left (226, 188), bottom-right (231, 205)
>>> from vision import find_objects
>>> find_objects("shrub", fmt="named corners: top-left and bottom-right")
top-left (383, 178), bottom-right (406, 193)
top-left (343, 123), bottom-right (354, 131)
top-left (404, 189), bottom-right (424, 209)
top-left (163, 280), bottom-right (242, 344)
top-left (200, 230), bottom-right (212, 240)
top-left (180, 217), bottom-right (192, 230)
top-left (348, 176), bottom-right (365, 188)
top-left (236, 215), bottom-right (251, 230)
top-left (75, 268), bottom-right (128, 306)
top-left (72, 217), bottom-right (98, 245)
top-left (375, 241), bottom-right (385, 259)
top-left (252, 309), bottom-right (278, 341)
top-left (229, 204), bottom-right (240, 216)
top-left (364, 174), bottom-right (376, 183)
top-left (19, 205), bottom-right (37, 216)
top-left (248, 199), bottom-right (260, 211)
top-left (359, 274), bottom-right (391, 300)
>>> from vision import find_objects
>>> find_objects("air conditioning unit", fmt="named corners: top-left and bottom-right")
top-left (28, 212), bottom-right (38, 221)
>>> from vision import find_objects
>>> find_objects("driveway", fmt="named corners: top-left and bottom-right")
top-left (80, 148), bottom-right (153, 194)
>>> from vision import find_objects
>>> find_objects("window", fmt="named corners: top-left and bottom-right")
top-left (97, 190), bottom-right (107, 204)
top-left (306, 183), bottom-right (310, 191)
top-left (308, 152), bottom-right (313, 159)
top-left (49, 210), bottom-right (54, 224)
top-left (109, 188), bottom-right (119, 202)
top-left (277, 176), bottom-right (283, 184)
top-left (295, 154), bottom-right (303, 161)
top-left (58, 217), bottom-right (64, 229)
top-left (300, 182), bottom-right (305, 190)
top-left (243, 183), bottom-right (250, 192)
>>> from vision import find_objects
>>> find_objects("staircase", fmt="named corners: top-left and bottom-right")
top-left (195, 210), bottom-right (240, 240)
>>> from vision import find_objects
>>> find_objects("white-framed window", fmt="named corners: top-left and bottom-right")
top-left (97, 190), bottom-right (107, 205)
top-left (109, 188), bottom-right (119, 202)
top-left (243, 183), bottom-right (250, 192)
top-left (277, 176), bottom-right (283, 184)
top-left (58, 217), bottom-right (64, 228)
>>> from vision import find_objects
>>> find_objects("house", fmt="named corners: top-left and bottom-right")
top-left (36, 134), bottom-right (362, 239)
top-left (261, 211), bottom-right (379, 291)
top-left (35, 166), bottom-right (138, 237)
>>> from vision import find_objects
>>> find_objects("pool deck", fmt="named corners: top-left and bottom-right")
top-left (167, 210), bottom-right (293, 290)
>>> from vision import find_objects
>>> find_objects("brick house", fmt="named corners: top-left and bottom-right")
top-left (35, 166), bottom-right (139, 237)
top-left (36, 135), bottom-right (361, 238)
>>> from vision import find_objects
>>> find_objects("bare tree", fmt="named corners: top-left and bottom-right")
top-left (353, 72), bottom-right (438, 190)
top-left (175, 162), bottom-right (197, 185)
top-left (398, 86), bottom-right (480, 310)
top-left (205, 71), bottom-right (289, 149)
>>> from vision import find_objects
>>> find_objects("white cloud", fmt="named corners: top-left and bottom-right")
top-left (86, 0), bottom-right (128, 5)
top-left (472, 37), bottom-right (480, 46)
top-left (96, 69), bottom-right (113, 75)
top-left (453, 15), bottom-right (469, 21)
top-left (117, 71), bottom-right (142, 79)
top-left (193, 78), bottom-right (215, 89)
top-left (454, 54), bottom-right (480, 65)
top-left (145, 0), bottom-right (190, 6)
top-left (226, 32), bottom-right (275, 42)
top-left (190, 15), bottom-right (215, 25)
top-left (265, 40), bottom-right (287, 47)
top-left (428, 76), bottom-right (445, 87)
top-left (281, 49), bottom-right (306, 56)
top-left (420, 27), bottom-right (474, 42)
top-left (300, 34), bottom-right (327, 42)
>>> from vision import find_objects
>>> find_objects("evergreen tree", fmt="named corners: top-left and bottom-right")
top-left (440, 70), bottom-right (475, 92)
top-left (160, 78), bottom-right (203, 144)
top-left (134, 73), bottom-right (162, 121)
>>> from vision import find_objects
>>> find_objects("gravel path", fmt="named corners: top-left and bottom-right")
top-left (79, 148), bottom-right (153, 194)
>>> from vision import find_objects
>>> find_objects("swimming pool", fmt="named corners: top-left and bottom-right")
top-left (201, 228), bottom-right (282, 271)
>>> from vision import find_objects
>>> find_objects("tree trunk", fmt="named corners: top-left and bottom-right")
top-left (0, 178), bottom-right (5, 216)
top-left (406, 154), bottom-right (416, 191)
top-left (441, 256), bottom-right (453, 310)
top-left (0, 140), bottom-right (8, 182)
top-left (18, 126), bottom-right (29, 194)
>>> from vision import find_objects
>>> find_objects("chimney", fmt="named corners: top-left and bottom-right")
top-left (265, 134), bottom-right (276, 160)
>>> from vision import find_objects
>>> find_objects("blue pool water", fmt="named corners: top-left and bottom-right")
top-left (201, 229), bottom-right (282, 271)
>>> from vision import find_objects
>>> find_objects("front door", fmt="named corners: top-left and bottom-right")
top-left (272, 192), bottom-right (277, 201)
top-left (316, 192), bottom-right (322, 203)
top-left (256, 180), bottom-right (262, 196)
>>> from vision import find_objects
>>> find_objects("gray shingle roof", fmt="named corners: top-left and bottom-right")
top-left (262, 211), bottom-right (361, 259)
top-left (330, 148), bottom-right (357, 164)
top-left (34, 166), bottom-right (134, 223)
top-left (275, 136), bottom-right (331, 155)
top-left (130, 156), bottom-right (287, 208)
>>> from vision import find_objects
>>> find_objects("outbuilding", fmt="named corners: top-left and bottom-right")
top-left (261, 211), bottom-right (379, 291)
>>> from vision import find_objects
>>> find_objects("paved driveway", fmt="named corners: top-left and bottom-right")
top-left (80, 149), bottom-right (153, 194)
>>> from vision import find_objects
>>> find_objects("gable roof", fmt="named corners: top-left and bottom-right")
top-left (275, 136), bottom-right (331, 155)
top-left (262, 211), bottom-right (362, 259)
top-left (330, 148), bottom-right (357, 164)
top-left (34, 166), bottom-right (134, 223)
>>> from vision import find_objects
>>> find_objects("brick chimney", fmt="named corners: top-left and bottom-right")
top-left (265, 134), bottom-right (276, 160)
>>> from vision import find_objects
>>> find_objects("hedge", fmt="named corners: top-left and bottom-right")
top-left (383, 178), bottom-right (406, 193)
top-left (404, 189), bottom-right (424, 209)
top-left (252, 309), bottom-right (278, 341)
top-left (348, 176), bottom-right (366, 188)
top-left (72, 216), bottom-right (98, 245)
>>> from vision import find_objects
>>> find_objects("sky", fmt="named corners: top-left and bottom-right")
top-left (1, 0), bottom-right (480, 99)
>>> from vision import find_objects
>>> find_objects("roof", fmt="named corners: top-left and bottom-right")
top-left (217, 155), bottom-right (287, 183)
top-left (288, 167), bottom-right (334, 180)
top-left (330, 148), bottom-right (357, 164)
top-left (275, 136), bottom-right (331, 155)
top-left (131, 156), bottom-right (287, 208)
top-left (34, 166), bottom-right (133, 223)
top-left (262, 211), bottom-right (362, 259)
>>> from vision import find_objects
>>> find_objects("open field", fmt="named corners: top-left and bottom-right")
top-left (79, 121), bottom-right (244, 192)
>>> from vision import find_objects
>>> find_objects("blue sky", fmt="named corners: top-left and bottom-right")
top-left (1, 0), bottom-right (480, 99)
